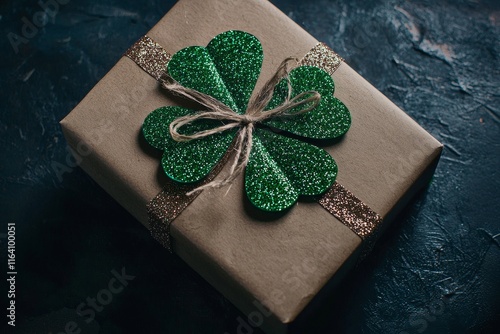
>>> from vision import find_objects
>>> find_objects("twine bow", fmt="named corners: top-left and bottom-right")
top-left (160, 57), bottom-right (321, 195)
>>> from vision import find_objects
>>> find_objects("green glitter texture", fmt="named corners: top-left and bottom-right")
top-left (265, 66), bottom-right (350, 139)
top-left (142, 30), bottom-right (351, 212)
top-left (143, 106), bottom-right (235, 183)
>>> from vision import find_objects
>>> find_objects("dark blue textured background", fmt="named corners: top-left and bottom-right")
top-left (1, 0), bottom-right (499, 333)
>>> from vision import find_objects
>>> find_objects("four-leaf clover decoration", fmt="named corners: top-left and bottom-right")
top-left (142, 30), bottom-right (351, 212)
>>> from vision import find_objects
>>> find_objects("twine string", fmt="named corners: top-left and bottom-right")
top-left (160, 57), bottom-right (321, 194)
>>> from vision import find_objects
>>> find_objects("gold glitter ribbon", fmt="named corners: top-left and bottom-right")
top-left (125, 35), bottom-right (382, 251)
top-left (318, 183), bottom-right (382, 239)
top-left (299, 42), bottom-right (343, 75)
top-left (125, 35), bottom-right (172, 80)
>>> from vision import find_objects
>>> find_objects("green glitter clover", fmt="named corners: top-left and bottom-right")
top-left (143, 30), bottom-right (351, 212)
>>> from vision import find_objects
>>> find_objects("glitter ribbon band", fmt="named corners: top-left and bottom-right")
top-left (125, 35), bottom-right (382, 251)
top-left (318, 183), bottom-right (382, 239)
top-left (299, 42), bottom-right (343, 75)
top-left (125, 35), bottom-right (172, 80)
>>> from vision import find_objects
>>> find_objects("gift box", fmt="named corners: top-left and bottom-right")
top-left (60, 0), bottom-right (442, 333)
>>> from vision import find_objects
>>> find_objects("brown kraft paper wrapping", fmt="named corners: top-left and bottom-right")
top-left (60, 0), bottom-right (443, 332)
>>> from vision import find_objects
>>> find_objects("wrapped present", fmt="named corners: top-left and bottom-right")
top-left (61, 0), bottom-right (442, 332)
